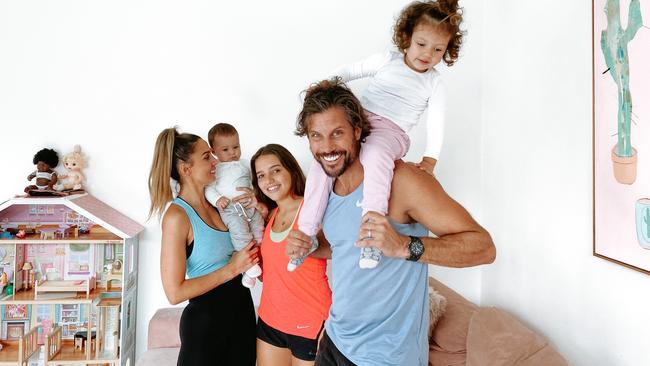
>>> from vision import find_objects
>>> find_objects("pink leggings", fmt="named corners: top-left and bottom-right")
top-left (298, 111), bottom-right (410, 236)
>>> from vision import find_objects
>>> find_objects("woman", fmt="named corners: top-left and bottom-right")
top-left (251, 144), bottom-right (332, 366)
top-left (148, 127), bottom-right (259, 366)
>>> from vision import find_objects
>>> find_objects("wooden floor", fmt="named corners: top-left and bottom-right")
top-left (0, 341), bottom-right (20, 365)
top-left (0, 340), bottom-right (119, 365)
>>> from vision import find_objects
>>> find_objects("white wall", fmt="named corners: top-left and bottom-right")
top-left (479, 1), bottom-right (650, 365)
top-left (0, 0), bottom-right (484, 359)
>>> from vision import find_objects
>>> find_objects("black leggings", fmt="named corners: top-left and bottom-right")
top-left (177, 275), bottom-right (256, 366)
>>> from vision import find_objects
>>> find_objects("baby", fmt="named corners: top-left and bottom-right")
top-left (205, 123), bottom-right (264, 288)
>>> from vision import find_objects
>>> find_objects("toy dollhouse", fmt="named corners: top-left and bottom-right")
top-left (0, 193), bottom-right (143, 366)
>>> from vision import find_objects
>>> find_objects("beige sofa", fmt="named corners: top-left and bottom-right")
top-left (137, 279), bottom-right (568, 366)
top-left (428, 278), bottom-right (569, 366)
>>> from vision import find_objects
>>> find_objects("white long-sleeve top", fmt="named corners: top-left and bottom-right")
top-left (331, 50), bottom-right (446, 159)
top-left (204, 160), bottom-right (252, 206)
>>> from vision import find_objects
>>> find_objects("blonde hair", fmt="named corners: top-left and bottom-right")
top-left (148, 127), bottom-right (201, 219)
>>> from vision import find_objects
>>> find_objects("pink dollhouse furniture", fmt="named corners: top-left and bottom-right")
top-left (39, 228), bottom-right (57, 240)
top-left (34, 275), bottom-right (96, 299)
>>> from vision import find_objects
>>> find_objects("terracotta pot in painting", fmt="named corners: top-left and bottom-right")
top-left (611, 147), bottom-right (637, 185)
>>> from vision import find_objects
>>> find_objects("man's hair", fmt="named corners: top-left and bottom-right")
top-left (295, 77), bottom-right (371, 142)
top-left (207, 123), bottom-right (238, 148)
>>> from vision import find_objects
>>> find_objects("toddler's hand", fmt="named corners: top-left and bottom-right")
top-left (216, 197), bottom-right (230, 209)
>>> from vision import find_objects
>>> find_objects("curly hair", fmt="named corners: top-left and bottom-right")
top-left (295, 77), bottom-right (371, 143)
top-left (33, 148), bottom-right (59, 168)
top-left (392, 0), bottom-right (465, 67)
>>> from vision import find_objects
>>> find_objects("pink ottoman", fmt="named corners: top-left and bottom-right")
top-left (137, 307), bottom-right (184, 366)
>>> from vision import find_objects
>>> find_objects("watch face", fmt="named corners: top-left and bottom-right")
top-left (408, 236), bottom-right (424, 261)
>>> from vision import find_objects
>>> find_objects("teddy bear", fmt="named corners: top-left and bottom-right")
top-left (54, 145), bottom-right (86, 191)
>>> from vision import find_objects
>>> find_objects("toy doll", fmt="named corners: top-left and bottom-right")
top-left (55, 145), bottom-right (86, 191)
top-left (25, 148), bottom-right (59, 193)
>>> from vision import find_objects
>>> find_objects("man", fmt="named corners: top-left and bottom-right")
top-left (288, 78), bottom-right (495, 366)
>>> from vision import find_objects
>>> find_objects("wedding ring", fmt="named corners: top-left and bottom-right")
top-left (367, 230), bottom-right (372, 239)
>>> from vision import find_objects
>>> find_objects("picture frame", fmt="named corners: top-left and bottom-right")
top-left (4, 304), bottom-right (29, 320)
top-left (593, 0), bottom-right (650, 274)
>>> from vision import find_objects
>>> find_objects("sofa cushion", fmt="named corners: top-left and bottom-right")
top-left (466, 307), bottom-right (569, 366)
top-left (148, 307), bottom-right (184, 349)
top-left (429, 278), bottom-right (478, 353)
top-left (429, 343), bottom-right (467, 366)
top-left (428, 282), bottom-right (447, 340)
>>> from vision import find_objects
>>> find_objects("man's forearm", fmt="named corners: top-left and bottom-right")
top-left (417, 230), bottom-right (495, 267)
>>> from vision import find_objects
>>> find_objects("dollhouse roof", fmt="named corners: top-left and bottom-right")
top-left (0, 193), bottom-right (144, 238)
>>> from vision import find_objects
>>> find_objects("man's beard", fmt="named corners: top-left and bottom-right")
top-left (315, 148), bottom-right (358, 178)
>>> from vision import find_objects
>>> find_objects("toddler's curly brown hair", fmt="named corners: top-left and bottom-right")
top-left (392, 0), bottom-right (465, 67)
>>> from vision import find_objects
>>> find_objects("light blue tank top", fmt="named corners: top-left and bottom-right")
top-left (323, 184), bottom-right (429, 366)
top-left (173, 198), bottom-right (234, 279)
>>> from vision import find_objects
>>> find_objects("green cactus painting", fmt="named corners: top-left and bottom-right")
top-left (601, 0), bottom-right (644, 184)
top-left (601, 0), bottom-right (642, 158)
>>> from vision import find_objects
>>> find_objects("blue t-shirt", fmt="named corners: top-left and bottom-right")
top-left (173, 198), bottom-right (234, 278)
top-left (323, 184), bottom-right (429, 366)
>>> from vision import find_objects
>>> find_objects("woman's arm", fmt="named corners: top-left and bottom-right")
top-left (160, 205), bottom-right (259, 305)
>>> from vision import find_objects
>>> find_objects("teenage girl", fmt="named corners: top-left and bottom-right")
top-left (252, 144), bottom-right (331, 366)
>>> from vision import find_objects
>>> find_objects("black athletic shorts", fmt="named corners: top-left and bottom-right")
top-left (257, 317), bottom-right (323, 361)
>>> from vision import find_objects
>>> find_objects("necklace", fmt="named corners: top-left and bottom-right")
top-left (272, 198), bottom-right (302, 232)
top-left (274, 211), bottom-right (293, 232)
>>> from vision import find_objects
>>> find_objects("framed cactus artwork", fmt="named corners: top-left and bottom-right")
top-left (593, 0), bottom-right (650, 274)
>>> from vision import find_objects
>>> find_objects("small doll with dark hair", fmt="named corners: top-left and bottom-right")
top-left (299, 0), bottom-right (465, 269)
top-left (25, 148), bottom-right (59, 192)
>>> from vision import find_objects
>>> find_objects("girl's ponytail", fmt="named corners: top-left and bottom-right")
top-left (148, 128), bottom-right (178, 219)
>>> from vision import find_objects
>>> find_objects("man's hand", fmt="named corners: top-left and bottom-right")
top-left (216, 197), bottom-right (230, 210)
top-left (286, 229), bottom-right (314, 260)
top-left (355, 211), bottom-right (409, 259)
